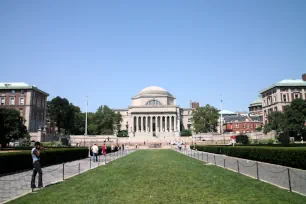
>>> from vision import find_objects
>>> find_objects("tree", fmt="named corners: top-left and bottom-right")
top-left (191, 105), bottom-right (219, 133)
top-left (284, 99), bottom-right (306, 140)
top-left (0, 108), bottom-right (28, 146)
top-left (93, 105), bottom-right (122, 135)
top-left (47, 97), bottom-right (81, 134)
top-left (263, 111), bottom-right (285, 134)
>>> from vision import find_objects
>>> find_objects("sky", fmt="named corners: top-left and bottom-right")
top-left (0, 0), bottom-right (305, 112)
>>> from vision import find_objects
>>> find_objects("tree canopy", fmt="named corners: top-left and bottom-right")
top-left (47, 96), bottom-right (79, 134)
top-left (0, 108), bottom-right (28, 146)
top-left (191, 105), bottom-right (219, 133)
top-left (264, 98), bottom-right (306, 142)
top-left (47, 97), bottom-right (122, 135)
top-left (87, 105), bottom-right (122, 135)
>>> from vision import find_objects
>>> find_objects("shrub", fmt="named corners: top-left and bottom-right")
top-left (194, 145), bottom-right (306, 170)
top-left (117, 130), bottom-right (129, 137)
top-left (0, 148), bottom-right (88, 175)
top-left (180, 129), bottom-right (192, 136)
top-left (236, 134), bottom-right (249, 144)
top-left (255, 127), bottom-right (262, 131)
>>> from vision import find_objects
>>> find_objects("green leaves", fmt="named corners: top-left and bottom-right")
top-left (0, 108), bottom-right (28, 146)
top-left (191, 105), bottom-right (219, 133)
top-left (264, 99), bottom-right (306, 142)
top-left (90, 105), bottom-right (122, 135)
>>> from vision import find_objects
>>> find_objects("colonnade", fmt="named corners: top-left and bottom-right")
top-left (132, 115), bottom-right (177, 132)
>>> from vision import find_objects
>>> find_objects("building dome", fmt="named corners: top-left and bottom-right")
top-left (133, 86), bottom-right (174, 98)
top-left (250, 97), bottom-right (262, 107)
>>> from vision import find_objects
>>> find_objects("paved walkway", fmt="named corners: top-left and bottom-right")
top-left (176, 148), bottom-right (306, 196)
top-left (0, 150), bottom-right (134, 204)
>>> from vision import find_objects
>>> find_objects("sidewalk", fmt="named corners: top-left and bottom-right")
top-left (0, 150), bottom-right (134, 204)
top-left (175, 148), bottom-right (306, 197)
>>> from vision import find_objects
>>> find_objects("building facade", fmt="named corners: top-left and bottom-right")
top-left (260, 74), bottom-right (306, 124)
top-left (113, 86), bottom-right (194, 138)
top-left (223, 115), bottom-right (262, 133)
top-left (0, 82), bottom-right (49, 132)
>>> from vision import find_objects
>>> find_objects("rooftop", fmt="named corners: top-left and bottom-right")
top-left (132, 86), bottom-right (174, 99)
top-left (0, 82), bottom-right (49, 96)
top-left (219, 110), bottom-right (236, 115)
top-left (250, 97), bottom-right (262, 106)
top-left (260, 79), bottom-right (306, 93)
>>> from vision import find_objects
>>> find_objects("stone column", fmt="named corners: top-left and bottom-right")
top-left (145, 116), bottom-right (147, 132)
top-left (288, 89), bottom-right (292, 102)
top-left (140, 116), bottom-right (143, 132)
top-left (150, 116), bottom-right (153, 132)
top-left (136, 116), bottom-right (138, 132)
top-left (169, 116), bottom-right (172, 132)
top-left (159, 116), bottom-right (162, 132)
top-left (165, 116), bottom-right (168, 132)
top-left (174, 116), bottom-right (177, 132)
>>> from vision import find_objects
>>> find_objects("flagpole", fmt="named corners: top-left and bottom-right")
top-left (84, 96), bottom-right (88, 147)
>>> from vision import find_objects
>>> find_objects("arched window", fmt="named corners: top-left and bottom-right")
top-left (146, 100), bottom-right (162, 106)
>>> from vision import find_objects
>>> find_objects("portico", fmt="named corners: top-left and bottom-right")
top-left (113, 86), bottom-right (192, 139)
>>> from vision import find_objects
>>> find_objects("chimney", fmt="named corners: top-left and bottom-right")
top-left (190, 100), bottom-right (192, 108)
top-left (302, 73), bottom-right (306, 81)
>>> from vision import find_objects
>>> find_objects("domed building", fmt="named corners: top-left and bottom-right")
top-left (113, 86), bottom-right (195, 138)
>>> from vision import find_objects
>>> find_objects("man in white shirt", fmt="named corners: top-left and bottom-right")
top-left (91, 144), bottom-right (99, 162)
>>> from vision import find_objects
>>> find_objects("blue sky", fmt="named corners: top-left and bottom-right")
top-left (1, 0), bottom-right (305, 112)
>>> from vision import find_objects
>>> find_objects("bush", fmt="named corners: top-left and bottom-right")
top-left (255, 127), bottom-right (262, 131)
top-left (194, 145), bottom-right (306, 170)
top-left (180, 129), bottom-right (192, 136)
top-left (236, 134), bottom-right (249, 144)
top-left (0, 148), bottom-right (88, 175)
top-left (117, 130), bottom-right (129, 137)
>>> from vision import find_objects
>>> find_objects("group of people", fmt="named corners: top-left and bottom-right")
top-left (178, 142), bottom-right (187, 150)
top-left (91, 144), bottom-right (108, 162)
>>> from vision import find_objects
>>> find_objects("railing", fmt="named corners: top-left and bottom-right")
top-left (0, 150), bottom-right (132, 203)
top-left (176, 148), bottom-right (306, 196)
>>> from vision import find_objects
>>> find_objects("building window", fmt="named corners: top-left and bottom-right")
top-left (274, 107), bottom-right (277, 111)
top-left (11, 90), bottom-right (15, 94)
top-left (255, 124), bottom-right (258, 128)
top-left (146, 100), bottom-right (162, 106)
top-left (19, 108), bottom-right (24, 117)
top-left (188, 118), bottom-right (191, 123)
top-left (10, 97), bottom-right (15, 105)
top-left (20, 97), bottom-right (24, 105)
top-left (235, 124), bottom-right (239, 128)
top-left (250, 124), bottom-right (253, 128)
top-left (273, 96), bottom-right (276, 103)
top-left (0, 97), bottom-right (5, 105)
top-left (263, 100), bottom-right (266, 106)
top-left (242, 124), bottom-right (245, 128)
top-left (21, 90), bottom-right (24, 94)
top-left (282, 94), bottom-right (287, 102)
top-left (294, 93), bottom-right (299, 99)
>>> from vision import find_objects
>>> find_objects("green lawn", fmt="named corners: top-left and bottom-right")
top-left (9, 150), bottom-right (306, 204)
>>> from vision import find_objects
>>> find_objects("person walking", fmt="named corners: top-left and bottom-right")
top-left (102, 143), bottom-right (107, 155)
top-left (31, 142), bottom-right (43, 188)
top-left (91, 144), bottom-right (98, 162)
top-left (111, 144), bottom-right (115, 152)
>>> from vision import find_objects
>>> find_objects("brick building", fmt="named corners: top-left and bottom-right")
top-left (223, 115), bottom-right (262, 133)
top-left (0, 82), bottom-right (49, 132)
top-left (260, 74), bottom-right (306, 124)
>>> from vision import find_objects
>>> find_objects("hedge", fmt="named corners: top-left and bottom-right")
top-left (0, 148), bottom-right (88, 175)
top-left (192, 145), bottom-right (306, 170)
top-left (180, 129), bottom-right (192, 136)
